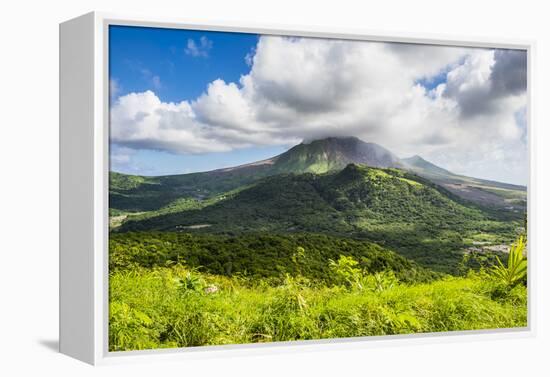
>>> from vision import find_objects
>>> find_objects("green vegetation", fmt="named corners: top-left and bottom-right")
top-left (109, 231), bottom-right (527, 352)
top-left (110, 232), bottom-right (439, 283)
top-left (491, 235), bottom-right (527, 287)
top-left (114, 165), bottom-right (522, 274)
top-left (108, 137), bottom-right (528, 352)
top-left (118, 164), bottom-right (484, 236)
top-left (109, 256), bottom-right (527, 351)
top-left (109, 167), bottom-right (270, 213)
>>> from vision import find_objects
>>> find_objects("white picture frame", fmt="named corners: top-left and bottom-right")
top-left (59, 11), bottom-right (536, 365)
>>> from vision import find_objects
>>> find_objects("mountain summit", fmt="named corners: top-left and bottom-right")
top-left (402, 155), bottom-right (453, 177)
top-left (271, 136), bottom-right (403, 174)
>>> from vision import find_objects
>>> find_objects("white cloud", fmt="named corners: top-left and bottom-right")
top-left (111, 36), bottom-right (527, 184)
top-left (151, 75), bottom-right (162, 90)
top-left (139, 68), bottom-right (162, 90)
top-left (109, 78), bottom-right (121, 99)
top-left (185, 36), bottom-right (213, 58)
top-left (111, 91), bottom-right (230, 154)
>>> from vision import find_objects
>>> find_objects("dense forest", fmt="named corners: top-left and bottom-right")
top-left (110, 232), bottom-right (441, 283)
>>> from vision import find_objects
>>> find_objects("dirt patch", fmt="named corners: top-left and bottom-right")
top-left (176, 224), bottom-right (212, 230)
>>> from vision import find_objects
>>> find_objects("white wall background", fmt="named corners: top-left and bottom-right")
top-left (0, 0), bottom-right (548, 375)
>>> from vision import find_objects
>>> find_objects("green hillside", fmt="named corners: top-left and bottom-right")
top-left (117, 164), bottom-right (484, 231)
top-left (114, 164), bottom-right (520, 273)
top-left (110, 165), bottom-right (272, 213)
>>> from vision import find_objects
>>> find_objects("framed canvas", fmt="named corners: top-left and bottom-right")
top-left (59, 12), bottom-right (535, 365)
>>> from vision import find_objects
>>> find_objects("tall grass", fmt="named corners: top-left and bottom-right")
top-left (109, 265), bottom-right (527, 351)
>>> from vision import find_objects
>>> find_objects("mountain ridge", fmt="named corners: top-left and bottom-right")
top-left (116, 163), bottom-right (514, 273)
top-left (110, 136), bottom-right (526, 213)
top-left (402, 155), bottom-right (453, 177)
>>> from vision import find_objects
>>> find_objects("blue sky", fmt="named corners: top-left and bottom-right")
top-left (110, 25), bottom-right (257, 102)
top-left (415, 69), bottom-right (449, 91)
top-left (109, 25), bottom-right (287, 175)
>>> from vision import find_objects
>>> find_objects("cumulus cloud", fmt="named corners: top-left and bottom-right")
top-left (185, 36), bottom-right (213, 58)
top-left (441, 49), bottom-right (527, 119)
top-left (491, 49), bottom-right (527, 96)
top-left (111, 91), bottom-right (230, 154)
top-left (110, 36), bottom-right (528, 184)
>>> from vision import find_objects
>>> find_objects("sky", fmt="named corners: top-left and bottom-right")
top-left (109, 25), bottom-right (528, 185)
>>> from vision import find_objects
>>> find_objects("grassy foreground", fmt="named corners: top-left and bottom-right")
top-left (109, 265), bottom-right (526, 351)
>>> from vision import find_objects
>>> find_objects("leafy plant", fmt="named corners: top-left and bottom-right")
top-left (109, 302), bottom-right (159, 351)
top-left (329, 255), bottom-right (363, 289)
top-left (291, 246), bottom-right (307, 275)
top-left (369, 271), bottom-right (399, 292)
top-left (176, 269), bottom-right (206, 293)
top-left (491, 235), bottom-right (527, 287)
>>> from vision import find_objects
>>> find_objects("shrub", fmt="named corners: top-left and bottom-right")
top-left (328, 255), bottom-right (363, 289)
